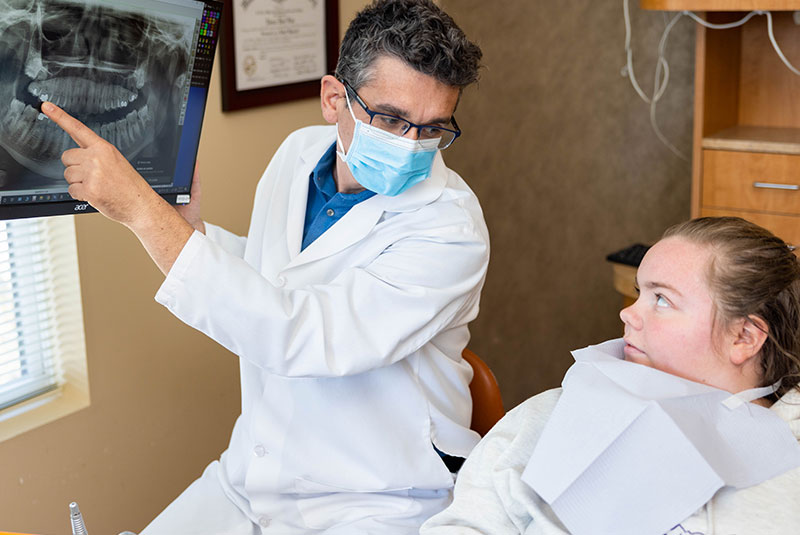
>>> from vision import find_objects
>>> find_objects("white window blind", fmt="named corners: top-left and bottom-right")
top-left (0, 216), bottom-right (85, 412)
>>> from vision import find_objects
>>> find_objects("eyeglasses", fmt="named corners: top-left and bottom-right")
top-left (341, 80), bottom-right (461, 150)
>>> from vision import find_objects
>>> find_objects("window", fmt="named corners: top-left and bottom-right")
top-left (0, 216), bottom-right (88, 441)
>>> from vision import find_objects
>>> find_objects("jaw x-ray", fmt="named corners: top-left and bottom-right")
top-left (0, 0), bottom-right (195, 191)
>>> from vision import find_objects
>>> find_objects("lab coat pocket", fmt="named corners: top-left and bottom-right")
top-left (294, 487), bottom-right (416, 530)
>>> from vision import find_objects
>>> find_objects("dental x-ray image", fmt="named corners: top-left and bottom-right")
top-left (0, 0), bottom-right (195, 191)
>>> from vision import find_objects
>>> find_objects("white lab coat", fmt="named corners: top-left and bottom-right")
top-left (154, 125), bottom-right (490, 531)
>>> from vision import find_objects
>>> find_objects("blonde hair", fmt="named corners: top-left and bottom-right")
top-left (663, 217), bottom-right (800, 398)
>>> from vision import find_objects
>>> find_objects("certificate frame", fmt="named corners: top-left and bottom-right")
top-left (220, 0), bottom-right (339, 112)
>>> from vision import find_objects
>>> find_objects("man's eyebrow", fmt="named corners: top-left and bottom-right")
top-left (372, 102), bottom-right (452, 126)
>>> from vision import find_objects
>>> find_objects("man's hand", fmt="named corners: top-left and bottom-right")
top-left (41, 100), bottom-right (194, 275)
top-left (41, 101), bottom-right (156, 228)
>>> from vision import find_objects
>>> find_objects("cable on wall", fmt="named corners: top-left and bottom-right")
top-left (622, 2), bottom-right (800, 161)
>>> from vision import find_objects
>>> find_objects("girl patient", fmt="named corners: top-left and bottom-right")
top-left (421, 217), bottom-right (800, 535)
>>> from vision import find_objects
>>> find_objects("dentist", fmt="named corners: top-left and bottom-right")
top-left (43, 0), bottom-right (489, 533)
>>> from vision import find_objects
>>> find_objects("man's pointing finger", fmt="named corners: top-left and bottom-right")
top-left (40, 101), bottom-right (101, 149)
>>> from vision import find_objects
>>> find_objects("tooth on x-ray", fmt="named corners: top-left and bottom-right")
top-left (0, 0), bottom-right (193, 184)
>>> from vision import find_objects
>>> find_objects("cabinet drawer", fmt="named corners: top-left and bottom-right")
top-left (701, 207), bottom-right (800, 246)
top-left (702, 150), bottom-right (800, 215)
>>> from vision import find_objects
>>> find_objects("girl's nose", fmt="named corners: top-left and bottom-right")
top-left (619, 301), bottom-right (641, 330)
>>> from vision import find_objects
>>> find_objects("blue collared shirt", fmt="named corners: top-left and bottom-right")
top-left (301, 143), bottom-right (375, 251)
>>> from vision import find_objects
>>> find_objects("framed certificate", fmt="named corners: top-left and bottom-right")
top-left (220, 0), bottom-right (339, 111)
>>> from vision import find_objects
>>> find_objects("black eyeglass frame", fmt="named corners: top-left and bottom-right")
top-left (341, 79), bottom-right (461, 150)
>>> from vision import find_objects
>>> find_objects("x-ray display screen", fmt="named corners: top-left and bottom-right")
top-left (0, 0), bottom-right (222, 219)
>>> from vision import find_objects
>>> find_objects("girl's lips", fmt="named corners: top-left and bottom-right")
top-left (623, 340), bottom-right (644, 358)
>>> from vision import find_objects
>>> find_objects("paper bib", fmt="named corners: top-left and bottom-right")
top-left (521, 339), bottom-right (800, 535)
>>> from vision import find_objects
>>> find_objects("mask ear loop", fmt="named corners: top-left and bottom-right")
top-left (335, 90), bottom-right (360, 162)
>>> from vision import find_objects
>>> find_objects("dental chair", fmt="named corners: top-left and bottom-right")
top-left (462, 348), bottom-right (505, 436)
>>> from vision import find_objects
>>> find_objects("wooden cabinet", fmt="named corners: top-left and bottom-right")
top-left (702, 150), bottom-right (800, 214)
top-left (642, 1), bottom-right (800, 244)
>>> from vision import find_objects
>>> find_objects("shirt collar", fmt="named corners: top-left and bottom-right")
top-left (310, 142), bottom-right (338, 200)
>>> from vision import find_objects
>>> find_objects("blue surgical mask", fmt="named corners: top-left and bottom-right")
top-left (336, 97), bottom-right (439, 196)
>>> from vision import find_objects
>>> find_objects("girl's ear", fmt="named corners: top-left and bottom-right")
top-left (729, 315), bottom-right (769, 366)
top-left (320, 75), bottom-right (345, 124)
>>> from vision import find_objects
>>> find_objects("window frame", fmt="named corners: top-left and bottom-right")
top-left (0, 215), bottom-right (89, 442)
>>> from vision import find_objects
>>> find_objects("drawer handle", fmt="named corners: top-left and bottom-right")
top-left (753, 182), bottom-right (800, 191)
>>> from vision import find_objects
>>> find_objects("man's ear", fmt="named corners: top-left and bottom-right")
top-left (729, 315), bottom-right (769, 366)
top-left (320, 75), bottom-right (344, 124)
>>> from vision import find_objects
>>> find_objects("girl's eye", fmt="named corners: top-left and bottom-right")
top-left (655, 294), bottom-right (669, 308)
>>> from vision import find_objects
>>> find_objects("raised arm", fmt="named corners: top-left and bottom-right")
top-left (157, 221), bottom-right (489, 377)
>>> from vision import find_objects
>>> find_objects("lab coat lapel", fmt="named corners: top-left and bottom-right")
top-left (286, 152), bottom-right (448, 269)
top-left (288, 194), bottom-right (389, 267)
top-left (285, 134), bottom-right (333, 260)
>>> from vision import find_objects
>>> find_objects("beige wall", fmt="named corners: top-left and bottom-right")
top-left (439, 0), bottom-right (695, 407)
top-left (0, 2), bottom-right (695, 533)
top-left (0, 1), bottom-right (367, 533)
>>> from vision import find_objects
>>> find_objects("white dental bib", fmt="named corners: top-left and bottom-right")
top-left (521, 338), bottom-right (800, 535)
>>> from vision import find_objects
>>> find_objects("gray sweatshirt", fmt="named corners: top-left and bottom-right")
top-left (421, 388), bottom-right (800, 535)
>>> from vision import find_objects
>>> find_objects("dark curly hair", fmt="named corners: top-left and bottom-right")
top-left (335, 0), bottom-right (482, 91)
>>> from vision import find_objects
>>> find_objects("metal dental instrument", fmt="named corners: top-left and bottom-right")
top-left (69, 501), bottom-right (88, 535)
